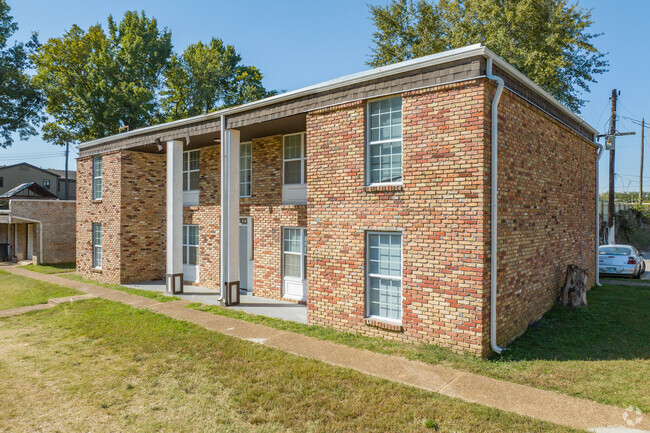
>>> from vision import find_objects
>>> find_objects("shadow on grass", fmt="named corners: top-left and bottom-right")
top-left (497, 283), bottom-right (649, 362)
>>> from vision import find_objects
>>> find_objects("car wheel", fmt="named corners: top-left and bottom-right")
top-left (634, 269), bottom-right (642, 279)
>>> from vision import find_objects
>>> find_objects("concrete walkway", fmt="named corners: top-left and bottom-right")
top-left (125, 280), bottom-right (307, 323)
top-left (2, 266), bottom-right (648, 433)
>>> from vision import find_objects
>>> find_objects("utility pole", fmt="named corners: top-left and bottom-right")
top-left (608, 89), bottom-right (617, 244)
top-left (64, 142), bottom-right (69, 201)
top-left (641, 119), bottom-right (645, 205)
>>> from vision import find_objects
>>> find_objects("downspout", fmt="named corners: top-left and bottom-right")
top-left (595, 143), bottom-right (604, 286)
top-left (486, 58), bottom-right (504, 355)
top-left (218, 115), bottom-right (227, 302)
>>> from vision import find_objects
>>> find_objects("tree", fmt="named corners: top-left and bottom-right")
top-left (161, 38), bottom-right (276, 121)
top-left (33, 11), bottom-right (172, 145)
top-left (368, 0), bottom-right (608, 111)
top-left (0, 0), bottom-right (43, 148)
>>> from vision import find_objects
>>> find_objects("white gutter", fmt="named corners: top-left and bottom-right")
top-left (218, 114), bottom-right (227, 302)
top-left (77, 44), bottom-right (597, 152)
top-left (486, 58), bottom-right (505, 355)
top-left (595, 143), bottom-right (604, 286)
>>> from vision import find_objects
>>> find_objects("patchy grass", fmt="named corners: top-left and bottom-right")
top-left (189, 283), bottom-right (649, 411)
top-left (19, 262), bottom-right (76, 274)
top-left (0, 299), bottom-right (581, 432)
top-left (60, 273), bottom-right (179, 303)
top-left (0, 269), bottom-right (81, 310)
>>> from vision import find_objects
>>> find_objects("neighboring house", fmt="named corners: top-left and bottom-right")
top-left (75, 45), bottom-right (599, 356)
top-left (0, 182), bottom-right (76, 264)
top-left (0, 163), bottom-right (76, 200)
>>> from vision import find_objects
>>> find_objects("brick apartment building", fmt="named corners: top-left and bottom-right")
top-left (76, 45), bottom-right (600, 356)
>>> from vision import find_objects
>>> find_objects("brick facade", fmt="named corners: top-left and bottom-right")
top-left (76, 77), bottom-right (597, 356)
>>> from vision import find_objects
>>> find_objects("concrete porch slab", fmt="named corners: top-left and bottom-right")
top-left (124, 281), bottom-right (307, 324)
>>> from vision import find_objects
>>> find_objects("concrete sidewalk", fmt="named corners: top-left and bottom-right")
top-left (3, 266), bottom-right (648, 433)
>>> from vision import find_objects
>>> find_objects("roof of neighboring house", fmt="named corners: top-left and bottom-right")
top-left (47, 169), bottom-right (77, 181)
top-left (77, 44), bottom-right (598, 155)
top-left (0, 162), bottom-right (62, 178)
top-left (0, 182), bottom-right (58, 199)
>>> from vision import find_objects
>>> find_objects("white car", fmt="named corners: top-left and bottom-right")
top-left (599, 245), bottom-right (646, 279)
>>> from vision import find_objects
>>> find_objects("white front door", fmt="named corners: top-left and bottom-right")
top-left (239, 217), bottom-right (254, 292)
top-left (282, 227), bottom-right (307, 302)
top-left (27, 224), bottom-right (34, 260)
top-left (183, 225), bottom-right (199, 283)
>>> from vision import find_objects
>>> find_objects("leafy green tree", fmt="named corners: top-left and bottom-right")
top-left (33, 11), bottom-right (172, 145)
top-left (368, 0), bottom-right (608, 111)
top-left (0, 0), bottom-right (43, 148)
top-left (161, 38), bottom-right (276, 121)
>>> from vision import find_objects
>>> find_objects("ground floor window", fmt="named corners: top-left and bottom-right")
top-left (92, 223), bottom-right (102, 269)
top-left (366, 232), bottom-right (402, 322)
top-left (283, 227), bottom-right (307, 280)
top-left (183, 225), bottom-right (199, 266)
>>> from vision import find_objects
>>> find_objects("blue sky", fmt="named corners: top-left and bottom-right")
top-left (0, 0), bottom-right (648, 195)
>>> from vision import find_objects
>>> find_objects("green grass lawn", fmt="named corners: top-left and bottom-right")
top-left (60, 273), bottom-right (179, 303)
top-left (0, 269), bottom-right (82, 310)
top-left (0, 298), bottom-right (581, 432)
top-left (189, 283), bottom-right (649, 412)
top-left (19, 262), bottom-right (76, 274)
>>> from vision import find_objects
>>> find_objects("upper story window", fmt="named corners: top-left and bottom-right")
top-left (240, 142), bottom-right (252, 198)
top-left (367, 97), bottom-right (402, 185)
top-left (283, 133), bottom-right (307, 204)
top-left (183, 150), bottom-right (199, 206)
top-left (0, 177), bottom-right (3, 188)
top-left (183, 150), bottom-right (199, 191)
top-left (92, 156), bottom-right (103, 200)
top-left (43, 179), bottom-right (50, 189)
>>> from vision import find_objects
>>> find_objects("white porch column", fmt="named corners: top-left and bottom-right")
top-left (166, 140), bottom-right (184, 294)
top-left (220, 127), bottom-right (240, 305)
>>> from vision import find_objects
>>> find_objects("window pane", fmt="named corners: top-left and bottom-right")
top-left (284, 160), bottom-right (302, 184)
top-left (284, 253), bottom-right (301, 278)
top-left (189, 226), bottom-right (199, 245)
top-left (189, 246), bottom-right (198, 265)
top-left (284, 135), bottom-right (302, 159)
top-left (183, 173), bottom-right (188, 191)
top-left (368, 277), bottom-right (401, 320)
top-left (189, 151), bottom-right (199, 170)
top-left (183, 245), bottom-right (187, 265)
top-left (189, 171), bottom-right (199, 191)
top-left (283, 229), bottom-right (301, 253)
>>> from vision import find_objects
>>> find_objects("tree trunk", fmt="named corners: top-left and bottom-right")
top-left (560, 265), bottom-right (589, 308)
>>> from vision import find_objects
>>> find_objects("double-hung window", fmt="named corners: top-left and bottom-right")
top-left (92, 223), bottom-right (102, 269)
top-left (92, 156), bottom-right (103, 200)
top-left (283, 228), bottom-right (307, 281)
top-left (366, 232), bottom-right (402, 322)
top-left (183, 150), bottom-right (199, 206)
top-left (283, 133), bottom-right (307, 204)
top-left (43, 179), bottom-right (50, 189)
top-left (240, 142), bottom-right (252, 198)
top-left (367, 97), bottom-right (402, 185)
top-left (183, 225), bottom-right (199, 267)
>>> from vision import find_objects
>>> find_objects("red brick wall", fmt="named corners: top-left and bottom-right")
top-left (120, 151), bottom-right (165, 283)
top-left (492, 84), bottom-right (598, 347)
top-left (76, 151), bottom-right (123, 284)
top-left (306, 80), bottom-right (490, 354)
top-left (247, 135), bottom-right (307, 300)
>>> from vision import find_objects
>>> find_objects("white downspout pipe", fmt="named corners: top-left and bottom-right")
top-left (486, 58), bottom-right (504, 355)
top-left (218, 115), bottom-right (227, 302)
top-left (595, 143), bottom-right (604, 286)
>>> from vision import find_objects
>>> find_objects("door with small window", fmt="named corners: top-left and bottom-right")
top-left (282, 227), bottom-right (307, 301)
top-left (183, 225), bottom-right (199, 283)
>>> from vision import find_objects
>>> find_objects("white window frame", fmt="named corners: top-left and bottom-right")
top-left (282, 133), bottom-right (307, 204)
top-left (92, 223), bottom-right (102, 269)
top-left (282, 227), bottom-right (307, 281)
top-left (92, 155), bottom-right (103, 200)
top-left (182, 225), bottom-right (199, 266)
top-left (183, 150), bottom-right (200, 206)
top-left (365, 231), bottom-right (402, 323)
top-left (240, 142), bottom-right (252, 198)
top-left (366, 96), bottom-right (403, 186)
